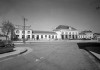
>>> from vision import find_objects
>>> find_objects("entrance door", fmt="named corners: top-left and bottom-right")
top-left (62, 35), bottom-right (64, 40)
top-left (66, 35), bottom-right (67, 39)
top-left (36, 35), bottom-right (39, 40)
top-left (72, 35), bottom-right (74, 39)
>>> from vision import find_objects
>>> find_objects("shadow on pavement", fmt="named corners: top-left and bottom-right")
top-left (77, 42), bottom-right (100, 62)
top-left (77, 42), bottom-right (100, 54)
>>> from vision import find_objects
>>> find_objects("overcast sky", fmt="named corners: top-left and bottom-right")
top-left (0, 0), bottom-right (100, 32)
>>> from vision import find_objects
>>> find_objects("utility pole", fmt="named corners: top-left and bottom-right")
top-left (23, 18), bottom-right (27, 43)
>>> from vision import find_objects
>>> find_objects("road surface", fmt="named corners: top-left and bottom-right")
top-left (0, 42), bottom-right (99, 70)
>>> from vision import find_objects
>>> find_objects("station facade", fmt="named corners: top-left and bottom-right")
top-left (14, 25), bottom-right (94, 41)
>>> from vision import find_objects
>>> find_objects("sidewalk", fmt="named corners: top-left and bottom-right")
top-left (13, 40), bottom-right (98, 44)
top-left (90, 51), bottom-right (100, 60)
top-left (0, 47), bottom-right (32, 61)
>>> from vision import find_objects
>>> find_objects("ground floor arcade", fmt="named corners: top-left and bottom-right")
top-left (32, 34), bottom-right (58, 40)
top-left (61, 34), bottom-right (78, 40)
top-left (15, 33), bottom-right (93, 41)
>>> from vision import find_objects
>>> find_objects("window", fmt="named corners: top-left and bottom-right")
top-left (16, 30), bottom-right (19, 33)
top-left (32, 31), bottom-right (34, 33)
top-left (66, 32), bottom-right (68, 35)
top-left (49, 35), bottom-right (51, 38)
top-left (22, 31), bottom-right (25, 34)
top-left (66, 35), bottom-right (67, 38)
top-left (22, 35), bottom-right (24, 39)
top-left (36, 35), bottom-right (39, 40)
top-left (41, 35), bottom-right (43, 38)
top-left (72, 32), bottom-right (74, 35)
top-left (45, 35), bottom-right (47, 37)
top-left (32, 35), bottom-right (34, 38)
top-left (16, 35), bottom-right (19, 38)
top-left (62, 35), bottom-right (64, 39)
top-left (69, 32), bottom-right (71, 35)
top-left (27, 35), bottom-right (30, 39)
top-left (63, 32), bottom-right (65, 35)
top-left (52, 35), bottom-right (54, 39)
top-left (69, 35), bottom-right (71, 38)
top-left (27, 31), bottom-right (30, 34)
top-left (61, 32), bottom-right (64, 35)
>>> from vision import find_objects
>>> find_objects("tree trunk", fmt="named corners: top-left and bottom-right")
top-left (6, 36), bottom-right (8, 41)
top-left (6, 32), bottom-right (9, 41)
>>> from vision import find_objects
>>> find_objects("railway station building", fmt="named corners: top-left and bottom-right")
top-left (0, 25), bottom-right (94, 41)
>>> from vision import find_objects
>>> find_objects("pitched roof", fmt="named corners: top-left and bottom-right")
top-left (93, 33), bottom-right (100, 35)
top-left (79, 33), bottom-right (86, 35)
top-left (81, 30), bottom-right (92, 33)
top-left (15, 28), bottom-right (32, 30)
top-left (32, 30), bottom-right (57, 34)
top-left (56, 25), bottom-right (69, 29)
top-left (79, 30), bottom-right (93, 35)
top-left (54, 25), bottom-right (77, 31)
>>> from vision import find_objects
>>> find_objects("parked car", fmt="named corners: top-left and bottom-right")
top-left (0, 40), bottom-right (5, 48)
top-left (81, 38), bottom-right (91, 40)
top-left (0, 40), bottom-right (15, 48)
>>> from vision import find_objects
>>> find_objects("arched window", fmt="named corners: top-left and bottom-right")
top-left (45, 35), bottom-right (47, 37)
top-left (27, 31), bottom-right (30, 34)
top-left (41, 35), bottom-right (43, 38)
top-left (69, 32), bottom-right (71, 35)
top-left (27, 35), bottom-right (30, 39)
top-left (32, 35), bottom-right (34, 38)
top-left (52, 35), bottom-right (54, 39)
top-left (16, 30), bottom-right (19, 33)
top-left (49, 35), bottom-right (51, 38)
top-left (61, 32), bottom-right (64, 35)
top-left (22, 31), bottom-right (24, 34)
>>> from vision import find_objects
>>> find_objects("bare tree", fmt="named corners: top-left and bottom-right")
top-left (1, 20), bottom-right (15, 40)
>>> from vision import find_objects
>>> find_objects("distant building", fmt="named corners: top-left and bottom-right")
top-left (32, 31), bottom-right (57, 40)
top-left (93, 33), bottom-right (100, 40)
top-left (15, 25), bottom-right (79, 40)
top-left (78, 30), bottom-right (94, 40)
top-left (15, 27), bottom-right (58, 40)
top-left (0, 25), bottom-right (94, 41)
top-left (11, 25), bottom-right (95, 40)
top-left (53, 25), bottom-right (79, 40)
top-left (15, 28), bottom-right (32, 40)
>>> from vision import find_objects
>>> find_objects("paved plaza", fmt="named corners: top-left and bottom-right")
top-left (0, 41), bottom-right (100, 70)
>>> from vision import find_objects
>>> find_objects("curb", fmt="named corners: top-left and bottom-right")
top-left (0, 47), bottom-right (27, 61)
top-left (89, 51), bottom-right (100, 60)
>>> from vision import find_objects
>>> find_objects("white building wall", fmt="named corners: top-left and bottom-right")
top-left (15, 29), bottom-right (33, 39)
top-left (55, 31), bottom-right (61, 39)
